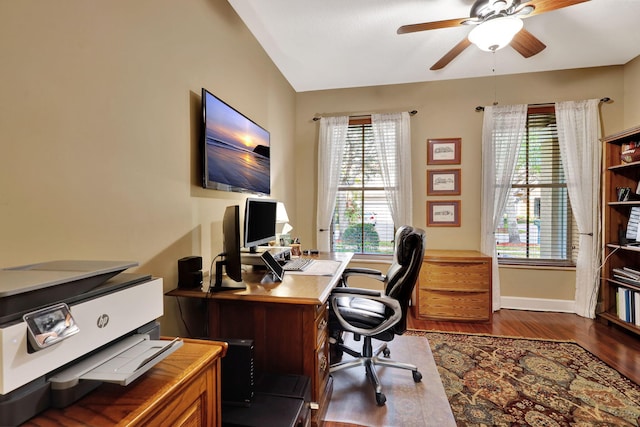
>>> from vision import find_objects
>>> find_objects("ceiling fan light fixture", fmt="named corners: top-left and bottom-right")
top-left (468, 16), bottom-right (524, 52)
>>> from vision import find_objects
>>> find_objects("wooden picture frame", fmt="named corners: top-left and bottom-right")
top-left (427, 138), bottom-right (461, 165)
top-left (427, 169), bottom-right (461, 196)
top-left (427, 200), bottom-right (461, 227)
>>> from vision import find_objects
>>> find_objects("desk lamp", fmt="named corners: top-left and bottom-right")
top-left (276, 202), bottom-right (293, 245)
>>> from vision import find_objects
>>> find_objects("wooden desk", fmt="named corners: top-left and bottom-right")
top-left (25, 339), bottom-right (227, 427)
top-left (166, 252), bottom-right (352, 427)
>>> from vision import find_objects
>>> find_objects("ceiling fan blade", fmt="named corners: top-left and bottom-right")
top-left (510, 28), bottom-right (546, 58)
top-left (522, 0), bottom-right (590, 18)
top-left (397, 17), bottom-right (473, 34)
top-left (430, 37), bottom-right (472, 70)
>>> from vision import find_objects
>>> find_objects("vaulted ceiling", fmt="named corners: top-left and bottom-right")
top-left (228, 0), bottom-right (640, 92)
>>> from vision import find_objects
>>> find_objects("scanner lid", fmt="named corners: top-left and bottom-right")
top-left (0, 261), bottom-right (139, 324)
top-left (0, 261), bottom-right (138, 297)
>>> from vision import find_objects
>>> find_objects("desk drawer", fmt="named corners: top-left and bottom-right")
top-left (315, 337), bottom-right (330, 397)
top-left (422, 261), bottom-right (490, 291)
top-left (420, 289), bottom-right (491, 321)
top-left (315, 304), bottom-right (328, 348)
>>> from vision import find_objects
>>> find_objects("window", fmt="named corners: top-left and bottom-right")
top-left (330, 119), bottom-right (395, 255)
top-left (495, 106), bottom-right (578, 266)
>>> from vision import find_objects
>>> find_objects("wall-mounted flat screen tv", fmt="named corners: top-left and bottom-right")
top-left (201, 88), bottom-right (270, 195)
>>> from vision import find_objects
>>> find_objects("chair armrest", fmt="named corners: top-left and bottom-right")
top-left (330, 292), bottom-right (401, 337)
top-left (342, 268), bottom-right (386, 286)
top-left (344, 267), bottom-right (383, 276)
top-left (331, 287), bottom-right (381, 297)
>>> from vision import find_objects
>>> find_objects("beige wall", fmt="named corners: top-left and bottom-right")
top-left (294, 66), bottom-right (628, 303)
top-left (0, 0), bottom-right (297, 337)
top-left (624, 55), bottom-right (640, 127)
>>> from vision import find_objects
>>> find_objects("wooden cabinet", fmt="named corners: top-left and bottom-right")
top-left (600, 124), bottom-right (640, 336)
top-left (414, 250), bottom-right (492, 322)
top-left (25, 339), bottom-right (226, 427)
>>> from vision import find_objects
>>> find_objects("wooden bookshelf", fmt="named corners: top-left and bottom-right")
top-left (600, 124), bottom-right (640, 335)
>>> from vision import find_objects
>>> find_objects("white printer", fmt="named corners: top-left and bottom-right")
top-left (0, 260), bottom-right (182, 426)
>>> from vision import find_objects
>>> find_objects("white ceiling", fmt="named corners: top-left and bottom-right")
top-left (228, 0), bottom-right (640, 92)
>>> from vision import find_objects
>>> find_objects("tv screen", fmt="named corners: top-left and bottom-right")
top-left (201, 88), bottom-right (271, 195)
top-left (244, 198), bottom-right (277, 253)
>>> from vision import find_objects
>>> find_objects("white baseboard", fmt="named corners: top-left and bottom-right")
top-left (500, 296), bottom-right (575, 313)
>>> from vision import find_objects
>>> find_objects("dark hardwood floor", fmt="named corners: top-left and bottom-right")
top-left (408, 308), bottom-right (640, 385)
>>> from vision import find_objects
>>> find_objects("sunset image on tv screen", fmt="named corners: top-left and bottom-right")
top-left (203, 91), bottom-right (270, 194)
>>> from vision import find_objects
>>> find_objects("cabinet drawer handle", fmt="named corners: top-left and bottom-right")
top-left (319, 355), bottom-right (328, 372)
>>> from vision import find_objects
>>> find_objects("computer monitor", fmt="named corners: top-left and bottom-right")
top-left (243, 198), bottom-right (277, 253)
top-left (210, 205), bottom-right (244, 292)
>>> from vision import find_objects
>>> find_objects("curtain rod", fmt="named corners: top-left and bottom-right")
top-left (474, 97), bottom-right (612, 112)
top-left (312, 110), bottom-right (418, 121)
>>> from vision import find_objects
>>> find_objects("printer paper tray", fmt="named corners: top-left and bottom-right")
top-left (49, 335), bottom-right (183, 389)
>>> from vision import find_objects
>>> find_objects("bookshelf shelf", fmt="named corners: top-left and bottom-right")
top-left (608, 160), bottom-right (640, 172)
top-left (606, 243), bottom-right (640, 252)
top-left (608, 201), bottom-right (640, 207)
top-left (600, 124), bottom-right (640, 336)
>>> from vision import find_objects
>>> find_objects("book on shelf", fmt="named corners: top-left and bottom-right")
top-left (613, 275), bottom-right (640, 287)
top-left (617, 288), bottom-right (632, 323)
top-left (623, 266), bottom-right (640, 276)
top-left (626, 206), bottom-right (640, 242)
top-left (616, 287), bottom-right (640, 326)
top-left (613, 267), bottom-right (640, 280)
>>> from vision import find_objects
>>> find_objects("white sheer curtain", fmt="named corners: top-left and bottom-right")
top-left (371, 112), bottom-right (413, 227)
top-left (316, 116), bottom-right (349, 252)
top-left (556, 99), bottom-right (602, 318)
top-left (481, 104), bottom-right (528, 311)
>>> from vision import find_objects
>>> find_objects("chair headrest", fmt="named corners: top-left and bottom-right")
top-left (394, 226), bottom-right (425, 266)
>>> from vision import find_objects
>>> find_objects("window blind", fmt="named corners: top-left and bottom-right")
top-left (331, 120), bottom-right (395, 254)
top-left (497, 106), bottom-right (577, 265)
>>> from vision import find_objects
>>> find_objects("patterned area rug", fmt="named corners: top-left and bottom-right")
top-left (406, 331), bottom-right (640, 426)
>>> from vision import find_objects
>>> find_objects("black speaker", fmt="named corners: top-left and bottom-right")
top-left (178, 256), bottom-right (203, 289)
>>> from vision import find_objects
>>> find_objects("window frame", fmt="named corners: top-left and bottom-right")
top-left (497, 105), bottom-right (577, 268)
top-left (329, 117), bottom-right (396, 255)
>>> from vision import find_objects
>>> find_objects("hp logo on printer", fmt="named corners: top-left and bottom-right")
top-left (97, 314), bottom-right (110, 328)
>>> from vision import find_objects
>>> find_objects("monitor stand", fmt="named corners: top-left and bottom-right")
top-left (208, 280), bottom-right (245, 293)
top-left (241, 247), bottom-right (291, 266)
top-left (208, 262), bottom-right (246, 293)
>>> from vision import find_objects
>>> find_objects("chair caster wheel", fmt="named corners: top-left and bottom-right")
top-left (376, 392), bottom-right (386, 406)
top-left (413, 370), bottom-right (423, 382)
top-left (383, 348), bottom-right (391, 358)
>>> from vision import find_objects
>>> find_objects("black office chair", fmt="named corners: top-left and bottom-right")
top-left (328, 225), bottom-right (426, 405)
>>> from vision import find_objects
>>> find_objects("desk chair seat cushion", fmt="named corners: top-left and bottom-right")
top-left (331, 295), bottom-right (394, 340)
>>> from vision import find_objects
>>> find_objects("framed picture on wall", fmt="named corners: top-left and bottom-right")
top-left (427, 200), bottom-right (460, 227)
top-left (427, 138), bottom-right (461, 165)
top-left (427, 169), bottom-right (461, 196)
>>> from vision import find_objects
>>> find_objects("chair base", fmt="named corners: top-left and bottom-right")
top-left (329, 334), bottom-right (422, 406)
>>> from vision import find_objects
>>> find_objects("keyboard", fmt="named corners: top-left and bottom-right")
top-left (282, 258), bottom-right (314, 271)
